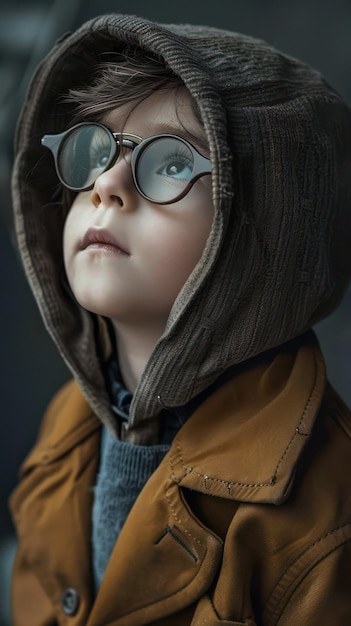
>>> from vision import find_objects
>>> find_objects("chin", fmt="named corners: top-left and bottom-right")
top-left (73, 288), bottom-right (117, 318)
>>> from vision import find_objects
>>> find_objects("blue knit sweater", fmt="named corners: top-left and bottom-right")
top-left (92, 357), bottom-right (192, 591)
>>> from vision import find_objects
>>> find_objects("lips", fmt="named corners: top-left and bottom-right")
top-left (80, 228), bottom-right (129, 255)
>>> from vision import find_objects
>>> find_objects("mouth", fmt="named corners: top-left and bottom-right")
top-left (80, 227), bottom-right (130, 255)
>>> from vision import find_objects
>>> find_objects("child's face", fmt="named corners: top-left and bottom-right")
top-left (63, 88), bottom-right (214, 334)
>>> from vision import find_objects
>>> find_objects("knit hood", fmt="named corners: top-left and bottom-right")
top-left (12, 13), bottom-right (351, 443)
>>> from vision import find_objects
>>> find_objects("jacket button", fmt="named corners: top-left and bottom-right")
top-left (61, 588), bottom-right (79, 616)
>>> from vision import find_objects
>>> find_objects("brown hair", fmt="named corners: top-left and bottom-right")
top-left (66, 46), bottom-right (199, 124)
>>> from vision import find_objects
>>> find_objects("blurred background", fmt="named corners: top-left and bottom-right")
top-left (0, 0), bottom-right (350, 623)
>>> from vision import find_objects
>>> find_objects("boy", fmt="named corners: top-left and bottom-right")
top-left (9, 12), bottom-right (351, 626)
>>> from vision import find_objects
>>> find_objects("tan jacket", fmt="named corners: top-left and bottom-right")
top-left (10, 340), bottom-right (351, 625)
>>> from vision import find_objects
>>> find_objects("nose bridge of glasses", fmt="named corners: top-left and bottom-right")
top-left (109, 133), bottom-right (141, 175)
top-left (113, 132), bottom-right (142, 152)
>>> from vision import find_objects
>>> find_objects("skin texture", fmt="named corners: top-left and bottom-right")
top-left (63, 88), bottom-right (214, 391)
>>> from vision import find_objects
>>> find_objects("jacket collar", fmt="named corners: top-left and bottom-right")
top-left (19, 331), bottom-right (325, 505)
top-left (170, 331), bottom-right (326, 505)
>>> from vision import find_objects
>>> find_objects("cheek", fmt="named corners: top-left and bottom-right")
top-left (141, 208), bottom-right (213, 290)
top-left (62, 214), bottom-right (73, 272)
top-left (62, 207), bottom-right (82, 281)
top-left (62, 193), bottom-right (88, 259)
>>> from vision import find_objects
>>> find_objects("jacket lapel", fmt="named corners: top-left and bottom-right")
top-left (89, 463), bottom-right (223, 625)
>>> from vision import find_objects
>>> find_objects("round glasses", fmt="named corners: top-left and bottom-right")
top-left (41, 122), bottom-right (212, 204)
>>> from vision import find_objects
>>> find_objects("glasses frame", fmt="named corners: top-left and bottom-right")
top-left (41, 122), bottom-right (212, 204)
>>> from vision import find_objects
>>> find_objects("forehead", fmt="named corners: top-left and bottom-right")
top-left (103, 87), bottom-right (207, 148)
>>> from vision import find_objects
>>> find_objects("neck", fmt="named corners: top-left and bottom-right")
top-left (111, 320), bottom-right (165, 393)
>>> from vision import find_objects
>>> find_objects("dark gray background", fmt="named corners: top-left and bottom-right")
top-left (0, 1), bottom-right (350, 623)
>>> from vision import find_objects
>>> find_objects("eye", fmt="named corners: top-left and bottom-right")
top-left (90, 145), bottom-right (111, 170)
top-left (157, 146), bottom-right (194, 181)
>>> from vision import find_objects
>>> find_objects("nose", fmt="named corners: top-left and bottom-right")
top-left (90, 154), bottom-right (136, 209)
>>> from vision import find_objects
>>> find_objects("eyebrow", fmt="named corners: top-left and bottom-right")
top-left (149, 122), bottom-right (210, 154)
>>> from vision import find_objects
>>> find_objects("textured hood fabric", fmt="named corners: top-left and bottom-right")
top-left (12, 13), bottom-right (351, 442)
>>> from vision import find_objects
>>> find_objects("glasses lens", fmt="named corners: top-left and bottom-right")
top-left (58, 125), bottom-right (115, 190)
top-left (136, 137), bottom-right (195, 203)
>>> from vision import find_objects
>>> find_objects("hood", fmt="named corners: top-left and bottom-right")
top-left (12, 13), bottom-right (351, 443)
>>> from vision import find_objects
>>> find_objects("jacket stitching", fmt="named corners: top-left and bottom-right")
top-left (273, 354), bottom-right (319, 479)
top-left (167, 455), bottom-right (207, 549)
top-left (174, 440), bottom-right (275, 488)
top-left (275, 522), bottom-right (351, 576)
top-left (155, 525), bottom-right (199, 562)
